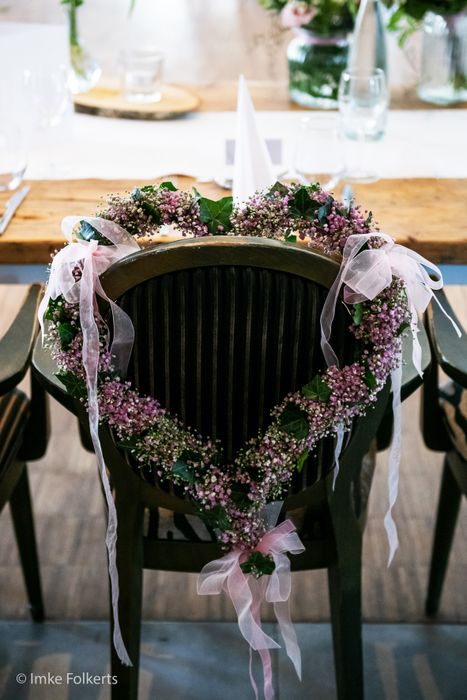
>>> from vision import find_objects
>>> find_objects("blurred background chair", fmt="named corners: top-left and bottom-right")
top-left (422, 289), bottom-right (467, 616)
top-left (34, 238), bottom-right (428, 700)
top-left (0, 284), bottom-right (49, 622)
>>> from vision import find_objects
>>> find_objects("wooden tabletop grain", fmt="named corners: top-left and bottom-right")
top-left (0, 176), bottom-right (466, 265)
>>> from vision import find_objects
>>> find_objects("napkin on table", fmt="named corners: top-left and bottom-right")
top-left (232, 75), bottom-right (275, 204)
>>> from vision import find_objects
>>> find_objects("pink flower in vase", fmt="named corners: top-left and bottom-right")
top-left (280, 1), bottom-right (317, 29)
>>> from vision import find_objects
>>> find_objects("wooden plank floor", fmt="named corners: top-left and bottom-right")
top-left (0, 285), bottom-right (466, 623)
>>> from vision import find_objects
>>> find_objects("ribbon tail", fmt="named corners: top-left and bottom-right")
top-left (431, 293), bottom-right (463, 338)
top-left (332, 424), bottom-right (345, 490)
top-left (274, 600), bottom-right (302, 681)
top-left (384, 359), bottom-right (402, 566)
top-left (409, 306), bottom-right (423, 378)
top-left (250, 577), bottom-right (275, 700)
top-left (80, 256), bottom-right (131, 667)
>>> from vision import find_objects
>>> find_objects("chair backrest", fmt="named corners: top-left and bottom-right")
top-left (101, 237), bottom-right (357, 490)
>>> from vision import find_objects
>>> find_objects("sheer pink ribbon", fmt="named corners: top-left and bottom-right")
top-left (319, 232), bottom-right (461, 564)
top-left (198, 518), bottom-right (305, 699)
top-left (39, 216), bottom-right (140, 666)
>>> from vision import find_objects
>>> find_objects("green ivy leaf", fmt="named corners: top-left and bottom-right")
top-left (268, 181), bottom-right (289, 198)
top-left (288, 187), bottom-right (320, 219)
top-left (284, 232), bottom-right (296, 243)
top-left (58, 322), bottom-right (77, 349)
top-left (198, 195), bottom-right (233, 234)
top-left (302, 375), bottom-right (332, 402)
top-left (230, 483), bottom-right (251, 509)
top-left (364, 211), bottom-right (373, 227)
top-left (240, 552), bottom-right (275, 577)
top-left (199, 505), bottom-right (230, 531)
top-left (396, 321), bottom-right (410, 337)
top-left (172, 459), bottom-right (196, 484)
top-left (56, 371), bottom-right (86, 399)
top-left (364, 369), bottom-right (377, 391)
top-left (317, 195), bottom-right (334, 225)
top-left (352, 303), bottom-right (364, 325)
top-left (158, 181), bottom-right (177, 192)
top-left (279, 403), bottom-right (309, 439)
top-left (297, 450), bottom-right (309, 472)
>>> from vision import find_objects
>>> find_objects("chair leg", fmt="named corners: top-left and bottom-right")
top-left (425, 456), bottom-right (462, 616)
top-left (110, 492), bottom-right (144, 700)
top-left (327, 543), bottom-right (364, 700)
top-left (9, 464), bottom-right (44, 622)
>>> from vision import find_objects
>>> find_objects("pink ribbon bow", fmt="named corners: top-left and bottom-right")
top-left (39, 217), bottom-right (140, 666)
top-left (198, 519), bottom-right (305, 699)
top-left (320, 232), bottom-right (461, 565)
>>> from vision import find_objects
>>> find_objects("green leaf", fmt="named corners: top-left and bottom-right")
top-left (198, 195), bottom-right (233, 234)
top-left (240, 551), bottom-right (275, 577)
top-left (288, 187), bottom-right (320, 219)
top-left (58, 322), bottom-right (77, 349)
top-left (296, 450), bottom-right (309, 472)
top-left (56, 371), bottom-right (86, 399)
top-left (396, 321), bottom-right (410, 337)
top-left (317, 195), bottom-right (334, 225)
top-left (158, 181), bottom-right (177, 192)
top-left (284, 232), bottom-right (296, 243)
top-left (172, 459), bottom-right (196, 484)
top-left (76, 220), bottom-right (102, 242)
top-left (199, 505), bottom-right (230, 531)
top-left (230, 483), bottom-right (251, 509)
top-left (279, 403), bottom-right (309, 440)
top-left (140, 199), bottom-right (162, 225)
top-left (302, 375), bottom-right (332, 402)
top-left (352, 303), bottom-right (364, 325)
top-left (268, 181), bottom-right (289, 198)
top-left (364, 211), bottom-right (373, 227)
top-left (364, 369), bottom-right (377, 391)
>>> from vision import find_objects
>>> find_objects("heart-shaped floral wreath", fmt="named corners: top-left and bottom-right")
top-left (44, 181), bottom-right (411, 574)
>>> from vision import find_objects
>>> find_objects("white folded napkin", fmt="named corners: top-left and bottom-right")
top-left (232, 75), bottom-right (275, 204)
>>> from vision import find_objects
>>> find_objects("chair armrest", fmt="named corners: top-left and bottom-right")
top-left (425, 289), bottom-right (467, 387)
top-left (0, 284), bottom-right (43, 395)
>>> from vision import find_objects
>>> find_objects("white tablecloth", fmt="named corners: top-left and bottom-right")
top-left (27, 109), bottom-right (467, 182)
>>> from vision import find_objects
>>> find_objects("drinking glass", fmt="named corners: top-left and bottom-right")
top-left (121, 48), bottom-right (164, 103)
top-left (338, 68), bottom-right (388, 183)
top-left (0, 87), bottom-right (28, 191)
top-left (292, 115), bottom-right (343, 190)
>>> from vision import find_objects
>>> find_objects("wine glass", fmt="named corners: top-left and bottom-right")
top-left (338, 68), bottom-right (388, 183)
top-left (292, 115), bottom-right (344, 191)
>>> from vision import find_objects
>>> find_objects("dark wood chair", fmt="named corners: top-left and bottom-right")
top-left (421, 289), bottom-right (467, 616)
top-left (33, 237), bottom-right (428, 699)
top-left (0, 284), bottom-right (49, 621)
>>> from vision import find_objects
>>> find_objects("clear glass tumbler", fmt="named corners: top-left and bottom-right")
top-left (293, 115), bottom-right (343, 190)
top-left (121, 48), bottom-right (164, 104)
top-left (338, 68), bottom-right (388, 183)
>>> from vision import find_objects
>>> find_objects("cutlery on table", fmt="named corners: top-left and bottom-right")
top-left (0, 185), bottom-right (31, 236)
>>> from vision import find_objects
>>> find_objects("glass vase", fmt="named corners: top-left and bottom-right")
top-left (418, 11), bottom-right (467, 105)
top-left (67, 2), bottom-right (101, 95)
top-left (287, 29), bottom-right (350, 109)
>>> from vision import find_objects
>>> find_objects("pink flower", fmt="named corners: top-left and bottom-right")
top-left (280, 1), bottom-right (316, 28)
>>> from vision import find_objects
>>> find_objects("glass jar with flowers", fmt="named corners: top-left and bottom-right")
top-left (384, 0), bottom-right (467, 104)
top-left (259, 0), bottom-right (357, 108)
top-left (61, 0), bottom-right (101, 94)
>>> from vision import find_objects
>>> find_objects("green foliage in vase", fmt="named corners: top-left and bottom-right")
top-left (383, 1), bottom-right (467, 44)
top-left (258, 0), bottom-right (356, 36)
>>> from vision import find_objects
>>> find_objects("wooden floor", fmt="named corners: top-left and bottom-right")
top-left (0, 285), bottom-right (466, 623)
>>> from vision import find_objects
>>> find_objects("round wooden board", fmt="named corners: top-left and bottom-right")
top-left (73, 84), bottom-right (200, 120)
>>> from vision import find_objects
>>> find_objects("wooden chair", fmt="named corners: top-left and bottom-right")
top-left (421, 289), bottom-right (467, 616)
top-left (33, 237), bottom-right (427, 699)
top-left (0, 284), bottom-right (49, 621)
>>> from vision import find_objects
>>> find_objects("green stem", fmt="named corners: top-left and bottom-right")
top-left (68, 0), bottom-right (79, 48)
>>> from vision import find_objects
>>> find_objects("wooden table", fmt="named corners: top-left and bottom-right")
top-left (1, 177), bottom-right (466, 265)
